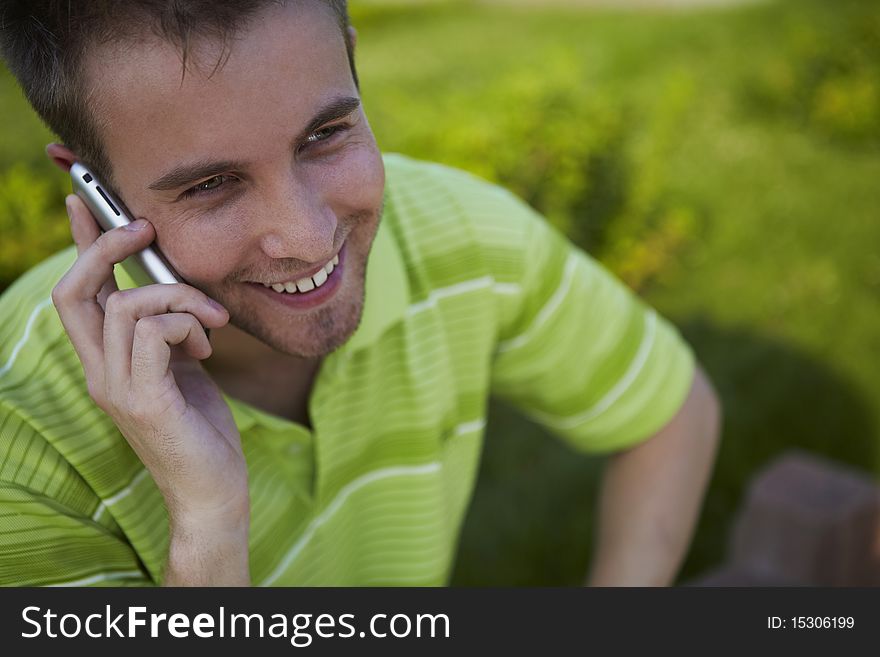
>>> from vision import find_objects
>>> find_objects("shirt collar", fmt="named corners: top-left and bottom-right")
top-left (340, 207), bottom-right (410, 354)
top-left (225, 212), bottom-right (409, 433)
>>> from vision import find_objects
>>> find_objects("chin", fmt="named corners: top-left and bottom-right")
top-left (232, 289), bottom-right (365, 359)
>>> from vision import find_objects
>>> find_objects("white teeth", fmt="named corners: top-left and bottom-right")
top-left (263, 251), bottom-right (339, 294)
top-left (312, 268), bottom-right (328, 287)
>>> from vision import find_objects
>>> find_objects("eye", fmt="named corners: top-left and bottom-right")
top-left (196, 176), bottom-right (224, 191)
top-left (303, 123), bottom-right (348, 148)
top-left (181, 175), bottom-right (234, 199)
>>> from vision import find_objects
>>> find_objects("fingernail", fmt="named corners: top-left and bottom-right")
top-left (126, 219), bottom-right (147, 231)
top-left (207, 298), bottom-right (227, 313)
top-left (64, 197), bottom-right (74, 221)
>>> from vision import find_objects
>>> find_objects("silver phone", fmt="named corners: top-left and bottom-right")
top-left (70, 161), bottom-right (182, 287)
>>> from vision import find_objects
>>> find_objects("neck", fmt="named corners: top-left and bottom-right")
top-left (206, 322), bottom-right (315, 371)
top-left (204, 322), bottom-right (322, 426)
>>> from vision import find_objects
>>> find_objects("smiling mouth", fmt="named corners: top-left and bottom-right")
top-left (244, 242), bottom-right (347, 308)
top-left (257, 253), bottom-right (340, 295)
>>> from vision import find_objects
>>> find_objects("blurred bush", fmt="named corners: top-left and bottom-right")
top-left (365, 46), bottom-right (700, 292)
top-left (0, 163), bottom-right (69, 289)
top-left (745, 1), bottom-right (880, 146)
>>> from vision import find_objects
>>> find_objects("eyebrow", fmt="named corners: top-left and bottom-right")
top-left (147, 95), bottom-right (362, 192)
top-left (296, 96), bottom-right (361, 146)
top-left (148, 158), bottom-right (247, 192)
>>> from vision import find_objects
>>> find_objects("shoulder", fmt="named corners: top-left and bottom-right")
top-left (0, 246), bottom-right (76, 373)
top-left (382, 152), bottom-right (541, 235)
top-left (0, 247), bottom-right (115, 513)
top-left (380, 153), bottom-right (547, 290)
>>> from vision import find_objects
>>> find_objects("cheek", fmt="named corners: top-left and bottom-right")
top-left (156, 226), bottom-right (244, 285)
top-left (323, 144), bottom-right (385, 212)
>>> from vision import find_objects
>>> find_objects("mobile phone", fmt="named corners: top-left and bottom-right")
top-left (70, 161), bottom-right (183, 287)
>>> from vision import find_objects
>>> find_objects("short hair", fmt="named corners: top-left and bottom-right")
top-left (0, 1), bottom-right (356, 190)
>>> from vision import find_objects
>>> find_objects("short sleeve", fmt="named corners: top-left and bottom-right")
top-left (488, 194), bottom-right (695, 454)
top-left (0, 249), bottom-right (158, 586)
top-left (0, 482), bottom-right (154, 586)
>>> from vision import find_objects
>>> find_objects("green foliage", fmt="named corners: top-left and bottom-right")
top-left (379, 51), bottom-right (631, 239)
top-left (745, 0), bottom-right (880, 146)
top-left (0, 163), bottom-right (70, 289)
top-left (363, 42), bottom-right (700, 292)
top-left (0, 68), bottom-right (56, 171)
top-left (597, 70), bottom-right (699, 290)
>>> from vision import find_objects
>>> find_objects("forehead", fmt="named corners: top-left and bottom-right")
top-left (84, 1), bottom-right (353, 189)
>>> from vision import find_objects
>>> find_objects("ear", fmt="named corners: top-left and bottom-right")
top-left (347, 25), bottom-right (357, 51)
top-left (45, 143), bottom-right (78, 172)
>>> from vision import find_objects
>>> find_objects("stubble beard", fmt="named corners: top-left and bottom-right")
top-left (230, 256), bottom-right (368, 359)
top-left (224, 204), bottom-right (383, 359)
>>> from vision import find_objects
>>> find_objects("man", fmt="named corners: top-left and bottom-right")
top-left (0, 0), bottom-right (721, 586)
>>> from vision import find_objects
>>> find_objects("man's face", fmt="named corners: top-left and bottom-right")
top-left (84, 1), bottom-right (385, 358)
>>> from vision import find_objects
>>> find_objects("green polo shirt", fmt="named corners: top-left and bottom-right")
top-left (0, 153), bottom-right (694, 586)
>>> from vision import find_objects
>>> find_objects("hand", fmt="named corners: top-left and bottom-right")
top-left (52, 194), bottom-right (249, 523)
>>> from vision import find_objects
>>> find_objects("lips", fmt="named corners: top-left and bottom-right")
top-left (246, 241), bottom-right (347, 310)
top-left (261, 252), bottom-right (339, 294)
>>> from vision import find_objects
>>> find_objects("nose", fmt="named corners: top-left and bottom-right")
top-left (257, 173), bottom-right (338, 264)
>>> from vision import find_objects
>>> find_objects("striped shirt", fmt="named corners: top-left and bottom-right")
top-left (0, 153), bottom-right (694, 586)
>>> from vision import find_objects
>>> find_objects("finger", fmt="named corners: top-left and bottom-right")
top-left (52, 197), bottom-right (156, 394)
top-left (66, 194), bottom-right (103, 257)
top-left (65, 194), bottom-right (154, 303)
top-left (129, 312), bottom-right (214, 397)
top-left (66, 194), bottom-right (120, 311)
top-left (52, 265), bottom-right (107, 392)
top-left (103, 284), bottom-right (229, 394)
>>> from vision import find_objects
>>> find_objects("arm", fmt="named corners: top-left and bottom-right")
top-left (164, 502), bottom-right (251, 586)
top-left (585, 365), bottom-right (721, 587)
top-left (473, 178), bottom-right (716, 585)
top-left (53, 194), bottom-right (251, 586)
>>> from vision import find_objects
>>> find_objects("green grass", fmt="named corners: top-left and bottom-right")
top-left (1, 0), bottom-right (878, 585)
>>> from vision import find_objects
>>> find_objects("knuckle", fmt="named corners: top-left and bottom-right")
top-left (134, 315), bottom-right (163, 339)
top-left (93, 230), bottom-right (128, 263)
top-left (179, 314), bottom-right (201, 343)
top-left (50, 281), bottom-right (68, 307)
top-left (176, 284), bottom-right (202, 307)
top-left (134, 315), bottom-right (154, 335)
top-left (92, 232), bottom-right (113, 258)
top-left (103, 289), bottom-right (132, 316)
top-left (191, 287), bottom-right (211, 304)
top-left (164, 284), bottom-right (187, 305)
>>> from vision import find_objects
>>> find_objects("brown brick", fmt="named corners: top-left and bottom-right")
top-left (729, 450), bottom-right (880, 586)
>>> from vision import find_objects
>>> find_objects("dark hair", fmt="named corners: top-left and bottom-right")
top-left (0, 1), bottom-right (356, 189)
